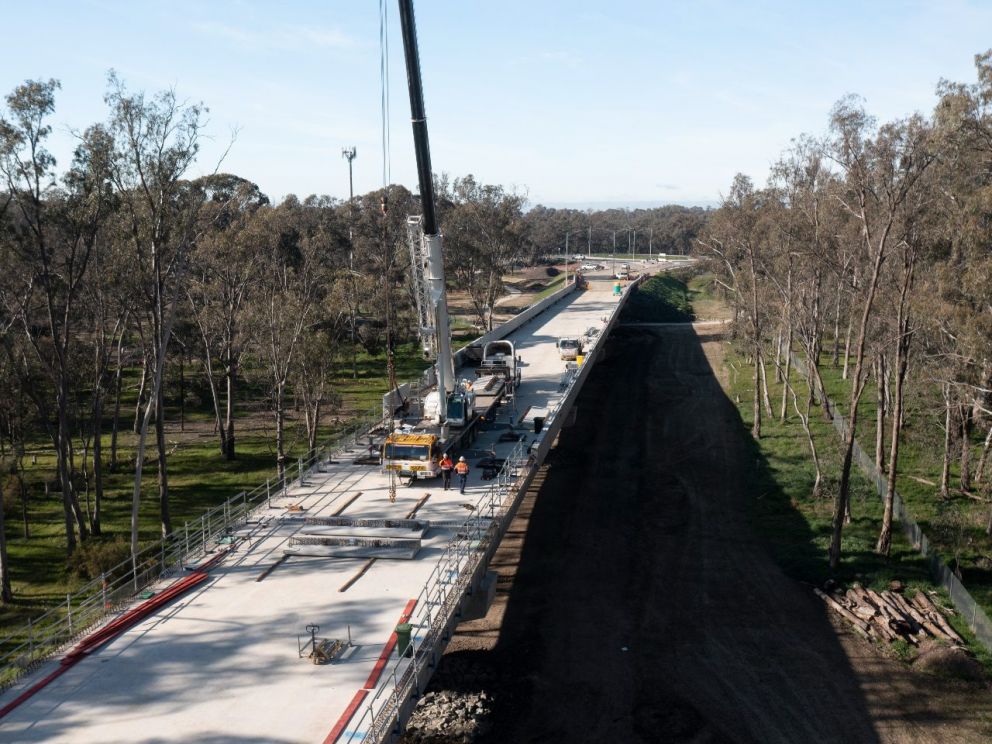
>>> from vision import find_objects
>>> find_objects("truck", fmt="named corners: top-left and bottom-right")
top-left (380, 17), bottom-right (518, 481)
top-left (557, 337), bottom-right (583, 361)
top-left (615, 262), bottom-right (630, 280)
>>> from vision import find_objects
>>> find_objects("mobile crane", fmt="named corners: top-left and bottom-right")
top-left (381, 1), bottom-right (519, 482)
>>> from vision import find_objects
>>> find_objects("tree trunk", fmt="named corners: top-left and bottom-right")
top-left (832, 283), bottom-right (842, 367)
top-left (130, 254), bottom-right (185, 561)
top-left (877, 320), bottom-right (910, 556)
top-left (110, 348), bottom-right (124, 472)
top-left (275, 380), bottom-right (287, 483)
top-left (779, 262), bottom-right (793, 422)
top-left (774, 327), bottom-right (784, 383)
top-left (155, 385), bottom-right (172, 537)
top-left (940, 383), bottom-right (953, 500)
top-left (308, 400), bottom-right (320, 455)
top-left (224, 356), bottom-right (236, 460)
top-left (975, 424), bottom-right (992, 485)
top-left (960, 403), bottom-right (973, 492)
top-left (841, 311), bottom-right (853, 380)
top-left (0, 489), bottom-right (12, 602)
top-left (751, 347), bottom-right (762, 439)
top-left (178, 353), bottom-right (185, 433)
top-left (91, 390), bottom-right (104, 536)
top-left (759, 349), bottom-right (773, 418)
top-left (875, 354), bottom-right (886, 473)
top-left (133, 355), bottom-right (148, 434)
top-left (829, 229), bottom-right (888, 571)
top-left (57, 381), bottom-right (88, 552)
top-left (18, 471), bottom-right (29, 540)
top-left (780, 327), bottom-right (792, 423)
top-left (198, 329), bottom-right (228, 458)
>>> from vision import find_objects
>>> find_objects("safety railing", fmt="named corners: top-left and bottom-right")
top-left (0, 403), bottom-right (395, 693)
top-left (342, 440), bottom-right (529, 743)
top-left (341, 274), bottom-right (644, 743)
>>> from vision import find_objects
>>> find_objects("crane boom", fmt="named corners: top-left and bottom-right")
top-left (398, 0), bottom-right (454, 423)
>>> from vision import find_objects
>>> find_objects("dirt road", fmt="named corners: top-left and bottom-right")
top-left (404, 326), bottom-right (992, 743)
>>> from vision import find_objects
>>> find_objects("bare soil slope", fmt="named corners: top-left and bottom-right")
top-left (404, 326), bottom-right (992, 744)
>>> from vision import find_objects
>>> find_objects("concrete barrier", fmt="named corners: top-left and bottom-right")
top-left (452, 281), bottom-right (578, 367)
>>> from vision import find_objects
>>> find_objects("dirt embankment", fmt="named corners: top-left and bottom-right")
top-left (403, 325), bottom-right (992, 744)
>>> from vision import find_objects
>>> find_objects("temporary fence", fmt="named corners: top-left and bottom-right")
top-left (0, 404), bottom-right (393, 693)
top-left (790, 353), bottom-right (992, 653)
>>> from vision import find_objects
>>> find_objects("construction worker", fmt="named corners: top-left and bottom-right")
top-left (455, 456), bottom-right (470, 494)
top-left (439, 453), bottom-right (454, 490)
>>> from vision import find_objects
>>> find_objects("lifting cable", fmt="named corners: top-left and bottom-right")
top-left (379, 0), bottom-right (392, 190)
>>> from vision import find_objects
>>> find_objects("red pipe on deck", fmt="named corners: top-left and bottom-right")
top-left (0, 556), bottom-right (223, 720)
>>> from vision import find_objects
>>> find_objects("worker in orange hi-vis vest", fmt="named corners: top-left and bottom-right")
top-left (439, 454), bottom-right (454, 490)
top-left (455, 456), bottom-right (470, 494)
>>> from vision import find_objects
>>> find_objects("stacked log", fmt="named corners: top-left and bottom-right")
top-left (816, 584), bottom-right (964, 647)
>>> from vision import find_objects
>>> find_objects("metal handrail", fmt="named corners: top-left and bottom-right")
top-left (340, 277), bottom-right (640, 743)
top-left (0, 401), bottom-right (393, 692)
top-left (342, 441), bottom-right (528, 743)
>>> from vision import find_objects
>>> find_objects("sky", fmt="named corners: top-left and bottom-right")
top-left (3, 0), bottom-right (992, 209)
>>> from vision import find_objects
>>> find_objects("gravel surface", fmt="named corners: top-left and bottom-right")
top-left (403, 325), bottom-right (992, 744)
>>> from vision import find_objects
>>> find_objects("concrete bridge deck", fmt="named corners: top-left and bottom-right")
top-left (0, 264), bottom-right (659, 744)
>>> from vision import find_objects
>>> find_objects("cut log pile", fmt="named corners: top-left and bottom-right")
top-left (815, 584), bottom-right (965, 647)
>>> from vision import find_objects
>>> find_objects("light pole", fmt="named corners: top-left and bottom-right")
top-left (565, 229), bottom-right (586, 286)
top-left (341, 147), bottom-right (357, 202)
top-left (342, 146), bottom-right (358, 377)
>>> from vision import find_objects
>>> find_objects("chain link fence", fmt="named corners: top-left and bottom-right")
top-left (791, 353), bottom-right (992, 653)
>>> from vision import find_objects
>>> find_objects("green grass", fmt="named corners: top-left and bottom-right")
top-left (725, 350), bottom-right (932, 589)
top-left (624, 274), bottom-right (695, 322)
top-left (670, 279), bottom-right (992, 670)
top-left (534, 273), bottom-right (567, 300)
top-left (0, 341), bottom-right (432, 639)
top-left (809, 353), bottom-right (992, 622)
top-left (686, 273), bottom-right (731, 322)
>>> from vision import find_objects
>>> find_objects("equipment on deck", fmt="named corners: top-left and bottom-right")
top-left (557, 337), bottom-right (583, 361)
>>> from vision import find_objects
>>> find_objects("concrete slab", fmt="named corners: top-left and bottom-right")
top-left (0, 271), bottom-right (643, 743)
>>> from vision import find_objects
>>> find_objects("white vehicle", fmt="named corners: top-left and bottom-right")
top-left (581, 263), bottom-right (598, 271)
top-left (572, 254), bottom-right (584, 260)
top-left (477, 340), bottom-right (522, 389)
top-left (557, 337), bottom-right (583, 361)
top-left (615, 269), bottom-right (629, 280)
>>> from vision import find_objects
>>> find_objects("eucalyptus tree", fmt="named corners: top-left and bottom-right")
top-left (103, 73), bottom-right (207, 550)
top-left (186, 174), bottom-right (268, 460)
top-left (0, 80), bottom-right (116, 553)
top-left (698, 174), bottom-right (772, 438)
top-left (252, 196), bottom-right (339, 480)
top-left (825, 99), bottom-right (936, 569)
top-left (440, 175), bottom-right (528, 331)
top-left (930, 53), bottom-right (992, 499)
